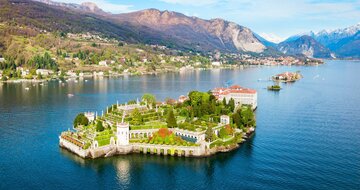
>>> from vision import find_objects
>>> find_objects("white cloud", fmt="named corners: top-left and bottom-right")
top-left (51, 0), bottom-right (134, 13)
top-left (159, 0), bottom-right (218, 6)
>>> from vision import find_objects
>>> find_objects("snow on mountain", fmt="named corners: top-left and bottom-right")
top-left (258, 33), bottom-right (285, 44)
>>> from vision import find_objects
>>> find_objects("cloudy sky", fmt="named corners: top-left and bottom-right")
top-left (53, 0), bottom-right (360, 42)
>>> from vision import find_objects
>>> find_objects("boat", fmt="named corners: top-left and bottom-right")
top-left (25, 87), bottom-right (30, 90)
top-left (67, 93), bottom-right (74, 97)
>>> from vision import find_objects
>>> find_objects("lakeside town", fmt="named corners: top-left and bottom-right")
top-left (0, 29), bottom-right (323, 83)
top-left (0, 51), bottom-right (321, 83)
top-left (59, 85), bottom-right (257, 158)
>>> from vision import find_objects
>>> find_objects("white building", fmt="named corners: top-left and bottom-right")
top-left (84, 112), bottom-right (95, 122)
top-left (116, 122), bottom-right (129, 146)
top-left (99, 60), bottom-right (108, 66)
top-left (212, 85), bottom-right (257, 110)
top-left (16, 67), bottom-right (29, 77)
top-left (220, 115), bottom-right (230, 125)
top-left (211, 61), bottom-right (222, 66)
top-left (0, 58), bottom-right (5, 63)
top-left (66, 70), bottom-right (77, 77)
top-left (36, 69), bottom-right (54, 76)
top-left (178, 95), bottom-right (188, 103)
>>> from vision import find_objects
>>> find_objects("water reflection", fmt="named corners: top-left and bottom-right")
top-left (58, 138), bottom-right (253, 187)
top-left (115, 159), bottom-right (130, 185)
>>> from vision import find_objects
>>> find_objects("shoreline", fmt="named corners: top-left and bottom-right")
top-left (59, 129), bottom-right (255, 159)
top-left (0, 63), bottom-right (320, 84)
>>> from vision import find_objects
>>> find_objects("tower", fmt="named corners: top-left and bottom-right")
top-left (116, 112), bottom-right (129, 146)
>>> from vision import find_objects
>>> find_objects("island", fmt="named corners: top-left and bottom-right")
top-left (59, 85), bottom-right (257, 158)
top-left (267, 84), bottom-right (281, 91)
top-left (272, 71), bottom-right (302, 83)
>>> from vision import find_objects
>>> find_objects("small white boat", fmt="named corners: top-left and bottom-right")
top-left (67, 93), bottom-right (74, 97)
top-left (85, 80), bottom-right (88, 82)
top-left (25, 87), bottom-right (30, 90)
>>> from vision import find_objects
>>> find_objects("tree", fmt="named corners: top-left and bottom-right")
top-left (188, 91), bottom-right (203, 106)
top-left (241, 106), bottom-right (255, 128)
top-left (205, 126), bottom-right (214, 142)
top-left (232, 112), bottom-right (242, 128)
top-left (142, 93), bottom-right (156, 107)
top-left (222, 97), bottom-right (227, 106)
top-left (166, 108), bottom-right (177, 128)
top-left (96, 121), bottom-right (104, 132)
top-left (219, 128), bottom-right (227, 139)
top-left (228, 98), bottom-right (235, 112)
top-left (73, 113), bottom-right (89, 127)
top-left (131, 108), bottom-right (143, 125)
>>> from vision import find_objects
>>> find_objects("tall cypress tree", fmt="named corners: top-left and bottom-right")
top-left (166, 108), bottom-right (177, 128)
top-left (228, 98), bottom-right (235, 112)
top-left (222, 97), bottom-right (227, 106)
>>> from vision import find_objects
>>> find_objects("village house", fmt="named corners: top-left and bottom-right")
top-left (16, 67), bottom-right (30, 77)
top-left (0, 57), bottom-right (5, 63)
top-left (194, 62), bottom-right (202, 66)
top-left (212, 85), bottom-right (257, 110)
top-left (99, 60), bottom-right (108, 67)
top-left (178, 95), bottom-right (188, 103)
top-left (36, 69), bottom-right (54, 76)
top-left (66, 70), bottom-right (77, 77)
top-left (211, 61), bottom-right (222, 67)
top-left (274, 72), bottom-right (295, 80)
top-left (93, 71), bottom-right (104, 76)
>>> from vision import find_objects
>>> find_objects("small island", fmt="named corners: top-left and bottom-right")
top-left (59, 85), bottom-right (257, 158)
top-left (272, 71), bottom-right (302, 83)
top-left (267, 85), bottom-right (281, 91)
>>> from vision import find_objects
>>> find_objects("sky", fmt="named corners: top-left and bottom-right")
top-left (53, 0), bottom-right (360, 43)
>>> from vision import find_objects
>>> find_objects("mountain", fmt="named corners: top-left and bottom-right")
top-left (283, 23), bottom-right (360, 58)
top-left (109, 9), bottom-right (266, 53)
top-left (0, 0), bottom-right (267, 53)
top-left (277, 35), bottom-right (332, 58)
top-left (315, 23), bottom-right (360, 48)
top-left (0, 0), bottom-right (142, 42)
top-left (331, 31), bottom-right (360, 58)
top-left (33, 0), bottom-right (107, 15)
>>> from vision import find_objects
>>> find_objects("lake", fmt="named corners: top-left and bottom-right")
top-left (0, 60), bottom-right (359, 190)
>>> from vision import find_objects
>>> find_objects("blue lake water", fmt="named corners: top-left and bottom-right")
top-left (0, 60), bottom-right (359, 189)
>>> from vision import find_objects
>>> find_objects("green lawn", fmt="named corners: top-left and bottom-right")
top-left (130, 121), bottom-right (167, 130)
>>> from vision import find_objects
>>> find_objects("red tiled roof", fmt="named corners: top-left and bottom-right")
top-left (212, 85), bottom-right (257, 95)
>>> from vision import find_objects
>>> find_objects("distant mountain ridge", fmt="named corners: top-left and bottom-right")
top-left (33, 0), bottom-right (107, 15)
top-left (0, 0), bottom-right (267, 54)
top-left (283, 23), bottom-right (360, 58)
top-left (277, 35), bottom-right (332, 58)
top-left (110, 9), bottom-right (266, 53)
